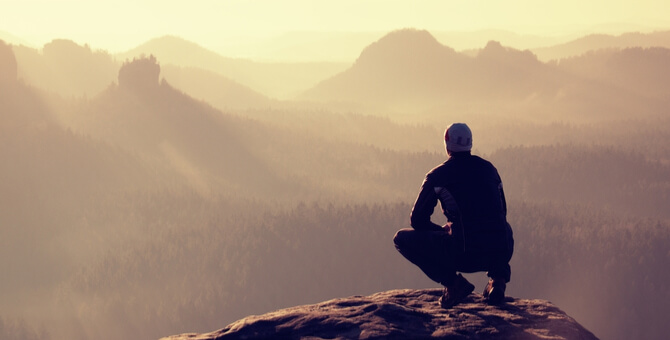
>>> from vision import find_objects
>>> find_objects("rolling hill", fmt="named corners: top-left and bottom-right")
top-left (556, 46), bottom-right (670, 99)
top-left (11, 39), bottom-right (278, 110)
top-left (118, 35), bottom-right (349, 98)
top-left (532, 30), bottom-right (670, 61)
top-left (160, 64), bottom-right (275, 110)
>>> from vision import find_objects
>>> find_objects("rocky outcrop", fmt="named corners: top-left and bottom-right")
top-left (161, 289), bottom-right (599, 340)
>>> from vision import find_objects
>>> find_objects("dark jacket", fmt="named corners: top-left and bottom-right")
top-left (410, 152), bottom-right (513, 254)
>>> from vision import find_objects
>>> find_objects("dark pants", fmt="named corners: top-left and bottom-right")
top-left (393, 228), bottom-right (512, 286)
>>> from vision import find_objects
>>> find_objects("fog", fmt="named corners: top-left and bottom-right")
top-left (1, 29), bottom-right (670, 340)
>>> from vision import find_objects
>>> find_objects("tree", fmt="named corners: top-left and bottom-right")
top-left (118, 54), bottom-right (160, 91)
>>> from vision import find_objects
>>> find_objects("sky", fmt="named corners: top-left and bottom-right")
top-left (2, 0), bottom-right (670, 55)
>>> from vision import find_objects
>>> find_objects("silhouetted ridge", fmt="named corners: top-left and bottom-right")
top-left (119, 35), bottom-right (348, 99)
top-left (300, 30), bottom-right (563, 108)
top-left (0, 42), bottom-right (53, 127)
top-left (160, 65), bottom-right (275, 110)
top-left (0, 40), bottom-right (17, 85)
top-left (12, 39), bottom-right (118, 97)
top-left (557, 46), bottom-right (670, 98)
top-left (478, 40), bottom-right (540, 66)
top-left (355, 28), bottom-right (456, 67)
top-left (119, 55), bottom-right (161, 91)
top-left (468, 40), bottom-right (550, 98)
top-left (532, 30), bottom-right (670, 61)
top-left (120, 35), bottom-right (218, 66)
top-left (300, 29), bottom-right (470, 106)
top-left (146, 35), bottom-right (202, 51)
top-left (68, 55), bottom-right (311, 199)
top-left (43, 39), bottom-right (92, 63)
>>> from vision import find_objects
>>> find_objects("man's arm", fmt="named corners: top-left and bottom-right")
top-left (410, 177), bottom-right (443, 231)
top-left (496, 170), bottom-right (508, 217)
top-left (499, 183), bottom-right (508, 217)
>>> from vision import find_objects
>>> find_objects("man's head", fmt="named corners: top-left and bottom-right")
top-left (444, 123), bottom-right (472, 155)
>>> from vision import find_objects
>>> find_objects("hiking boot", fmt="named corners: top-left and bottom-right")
top-left (439, 274), bottom-right (475, 308)
top-left (483, 278), bottom-right (506, 305)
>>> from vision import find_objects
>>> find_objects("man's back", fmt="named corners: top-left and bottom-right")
top-left (430, 153), bottom-right (506, 225)
top-left (426, 152), bottom-right (510, 254)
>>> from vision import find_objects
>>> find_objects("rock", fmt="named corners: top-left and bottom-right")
top-left (161, 289), bottom-right (599, 340)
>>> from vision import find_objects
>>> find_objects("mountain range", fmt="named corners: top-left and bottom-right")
top-left (300, 29), bottom-right (669, 123)
top-left (2, 28), bottom-right (670, 340)
top-left (8, 29), bottom-right (670, 107)
top-left (118, 35), bottom-right (349, 99)
top-left (9, 28), bottom-right (670, 125)
top-left (532, 30), bottom-right (670, 61)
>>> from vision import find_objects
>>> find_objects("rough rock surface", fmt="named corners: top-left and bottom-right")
top-left (161, 289), bottom-right (599, 340)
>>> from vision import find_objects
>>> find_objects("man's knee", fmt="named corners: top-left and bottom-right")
top-left (393, 228), bottom-right (413, 249)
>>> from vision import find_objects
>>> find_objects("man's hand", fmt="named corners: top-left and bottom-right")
top-left (443, 222), bottom-right (453, 235)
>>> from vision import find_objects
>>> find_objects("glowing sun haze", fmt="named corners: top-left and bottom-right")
top-left (3, 0), bottom-right (669, 54)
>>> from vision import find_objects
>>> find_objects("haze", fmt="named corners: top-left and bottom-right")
top-left (1, 2), bottom-right (670, 340)
top-left (3, 0), bottom-right (670, 60)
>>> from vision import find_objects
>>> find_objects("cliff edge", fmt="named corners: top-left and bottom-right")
top-left (161, 289), bottom-right (598, 340)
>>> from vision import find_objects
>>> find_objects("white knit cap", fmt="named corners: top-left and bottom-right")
top-left (444, 123), bottom-right (472, 152)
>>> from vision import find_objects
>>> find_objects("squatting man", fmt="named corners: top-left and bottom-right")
top-left (394, 123), bottom-right (514, 307)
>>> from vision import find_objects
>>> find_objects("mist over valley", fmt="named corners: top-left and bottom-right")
top-left (1, 28), bottom-right (670, 339)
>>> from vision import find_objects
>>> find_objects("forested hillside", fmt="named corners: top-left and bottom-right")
top-left (12, 39), bottom-right (118, 97)
top-left (2, 29), bottom-right (670, 340)
top-left (532, 30), bottom-right (670, 61)
top-left (53, 200), bottom-right (670, 340)
top-left (491, 144), bottom-right (670, 218)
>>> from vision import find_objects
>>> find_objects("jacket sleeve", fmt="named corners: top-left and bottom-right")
top-left (499, 183), bottom-right (508, 217)
top-left (409, 176), bottom-right (443, 231)
top-left (496, 170), bottom-right (508, 217)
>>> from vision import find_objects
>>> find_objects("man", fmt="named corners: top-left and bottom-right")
top-left (393, 123), bottom-right (514, 308)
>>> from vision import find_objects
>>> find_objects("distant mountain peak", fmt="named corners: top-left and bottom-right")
top-left (531, 29), bottom-right (670, 61)
top-left (373, 28), bottom-right (442, 48)
top-left (43, 38), bottom-right (86, 50)
top-left (478, 40), bottom-right (539, 65)
top-left (42, 39), bottom-right (96, 62)
top-left (118, 35), bottom-right (226, 66)
top-left (479, 40), bottom-right (520, 56)
top-left (483, 40), bottom-right (505, 51)
top-left (355, 28), bottom-right (455, 66)
top-left (162, 289), bottom-right (599, 340)
top-left (143, 35), bottom-right (201, 49)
